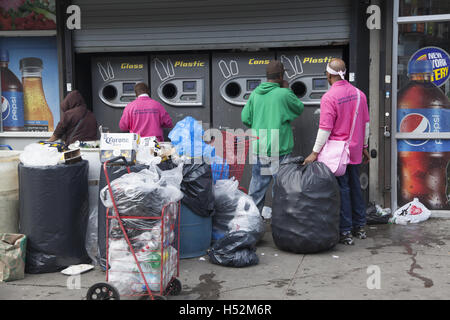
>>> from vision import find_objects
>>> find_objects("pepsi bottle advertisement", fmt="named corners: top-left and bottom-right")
top-left (0, 36), bottom-right (60, 132)
top-left (398, 47), bottom-right (450, 210)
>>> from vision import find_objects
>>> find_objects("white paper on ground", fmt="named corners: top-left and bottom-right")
top-left (61, 264), bottom-right (95, 276)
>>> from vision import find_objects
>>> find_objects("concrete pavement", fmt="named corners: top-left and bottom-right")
top-left (1, 218), bottom-right (449, 300)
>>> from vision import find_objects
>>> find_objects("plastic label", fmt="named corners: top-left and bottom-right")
top-left (1, 92), bottom-right (24, 128)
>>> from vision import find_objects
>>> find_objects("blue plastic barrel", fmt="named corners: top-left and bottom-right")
top-left (180, 204), bottom-right (212, 259)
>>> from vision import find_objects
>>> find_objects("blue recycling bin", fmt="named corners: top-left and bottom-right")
top-left (180, 204), bottom-right (212, 259)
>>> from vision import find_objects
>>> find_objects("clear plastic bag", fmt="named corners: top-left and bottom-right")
top-left (19, 143), bottom-right (61, 167)
top-left (212, 178), bottom-right (264, 242)
top-left (100, 167), bottom-right (183, 217)
top-left (85, 207), bottom-right (99, 265)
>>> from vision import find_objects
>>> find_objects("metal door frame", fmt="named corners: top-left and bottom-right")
top-left (391, 0), bottom-right (450, 217)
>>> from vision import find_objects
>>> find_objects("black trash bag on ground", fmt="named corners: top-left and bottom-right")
top-left (366, 202), bottom-right (392, 225)
top-left (272, 157), bottom-right (340, 254)
top-left (158, 160), bottom-right (215, 217)
top-left (181, 163), bottom-right (215, 217)
top-left (207, 231), bottom-right (259, 267)
top-left (19, 161), bottom-right (90, 274)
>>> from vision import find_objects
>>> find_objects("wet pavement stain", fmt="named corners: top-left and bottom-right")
top-left (366, 222), bottom-right (446, 288)
top-left (267, 279), bottom-right (291, 288)
top-left (181, 272), bottom-right (224, 300)
top-left (286, 289), bottom-right (298, 296)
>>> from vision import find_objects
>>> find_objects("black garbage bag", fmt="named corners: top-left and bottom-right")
top-left (19, 161), bottom-right (90, 274)
top-left (158, 160), bottom-right (215, 217)
top-left (272, 157), bottom-right (340, 254)
top-left (366, 202), bottom-right (392, 225)
top-left (181, 163), bottom-right (215, 217)
top-left (207, 231), bottom-right (259, 267)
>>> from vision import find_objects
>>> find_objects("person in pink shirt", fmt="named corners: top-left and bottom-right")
top-left (304, 58), bottom-right (370, 245)
top-left (119, 82), bottom-right (173, 141)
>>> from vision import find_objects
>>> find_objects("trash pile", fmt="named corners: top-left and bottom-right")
top-left (208, 178), bottom-right (265, 267)
top-left (100, 165), bottom-right (183, 295)
top-left (366, 202), bottom-right (392, 225)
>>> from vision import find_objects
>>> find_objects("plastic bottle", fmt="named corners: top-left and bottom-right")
top-left (20, 57), bottom-right (54, 131)
top-left (1, 49), bottom-right (25, 131)
top-left (397, 59), bottom-right (450, 210)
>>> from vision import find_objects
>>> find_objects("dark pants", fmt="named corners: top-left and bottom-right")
top-left (248, 154), bottom-right (290, 213)
top-left (336, 164), bottom-right (366, 233)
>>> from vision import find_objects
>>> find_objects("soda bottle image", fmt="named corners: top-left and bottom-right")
top-left (397, 59), bottom-right (450, 210)
top-left (20, 57), bottom-right (54, 131)
top-left (1, 49), bottom-right (25, 131)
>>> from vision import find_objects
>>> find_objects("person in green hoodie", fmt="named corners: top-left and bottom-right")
top-left (241, 60), bottom-right (304, 213)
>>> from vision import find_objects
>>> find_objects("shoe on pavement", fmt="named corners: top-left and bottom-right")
top-left (339, 231), bottom-right (354, 245)
top-left (352, 226), bottom-right (367, 239)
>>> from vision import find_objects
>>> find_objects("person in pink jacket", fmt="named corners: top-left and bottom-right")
top-left (119, 82), bottom-right (173, 141)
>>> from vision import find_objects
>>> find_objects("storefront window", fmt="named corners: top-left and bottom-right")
top-left (396, 17), bottom-right (450, 211)
top-left (400, 0), bottom-right (450, 17)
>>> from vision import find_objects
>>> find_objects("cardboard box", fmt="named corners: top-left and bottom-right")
top-left (100, 133), bottom-right (139, 164)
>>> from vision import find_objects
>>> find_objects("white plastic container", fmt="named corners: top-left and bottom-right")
top-left (0, 150), bottom-right (21, 233)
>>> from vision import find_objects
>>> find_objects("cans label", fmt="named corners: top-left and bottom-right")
top-left (1, 91), bottom-right (24, 128)
top-left (398, 108), bottom-right (450, 152)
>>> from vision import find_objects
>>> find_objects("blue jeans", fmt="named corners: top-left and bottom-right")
top-left (248, 154), bottom-right (290, 213)
top-left (336, 164), bottom-right (366, 233)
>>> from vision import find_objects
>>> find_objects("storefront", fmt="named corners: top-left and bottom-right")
top-left (0, 0), bottom-right (66, 149)
top-left (391, 0), bottom-right (450, 216)
top-left (1, 0), bottom-right (373, 201)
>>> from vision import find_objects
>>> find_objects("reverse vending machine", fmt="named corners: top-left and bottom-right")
top-left (211, 51), bottom-right (275, 190)
top-left (277, 48), bottom-right (343, 157)
top-left (150, 53), bottom-right (210, 131)
top-left (91, 56), bottom-right (149, 132)
top-left (212, 52), bottom-right (275, 129)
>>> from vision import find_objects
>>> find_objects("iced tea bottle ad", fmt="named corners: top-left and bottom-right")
top-left (20, 57), bottom-right (54, 131)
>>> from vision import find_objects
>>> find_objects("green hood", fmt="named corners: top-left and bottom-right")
top-left (254, 82), bottom-right (280, 95)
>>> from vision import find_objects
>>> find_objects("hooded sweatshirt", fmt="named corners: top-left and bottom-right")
top-left (241, 82), bottom-right (304, 156)
top-left (53, 90), bottom-right (98, 145)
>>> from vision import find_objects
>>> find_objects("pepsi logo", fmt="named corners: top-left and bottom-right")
top-left (1, 96), bottom-right (10, 121)
top-left (399, 113), bottom-right (430, 146)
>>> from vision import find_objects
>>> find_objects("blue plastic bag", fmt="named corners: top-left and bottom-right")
top-left (168, 116), bottom-right (214, 159)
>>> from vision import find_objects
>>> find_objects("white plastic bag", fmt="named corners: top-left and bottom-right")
top-left (390, 198), bottom-right (431, 225)
top-left (19, 143), bottom-right (61, 166)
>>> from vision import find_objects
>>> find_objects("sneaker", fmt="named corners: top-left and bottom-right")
top-left (339, 231), bottom-right (354, 245)
top-left (352, 227), bottom-right (367, 239)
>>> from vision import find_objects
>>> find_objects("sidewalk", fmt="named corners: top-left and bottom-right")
top-left (1, 218), bottom-right (448, 300)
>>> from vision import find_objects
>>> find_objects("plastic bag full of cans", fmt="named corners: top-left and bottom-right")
top-left (106, 201), bottom-right (179, 295)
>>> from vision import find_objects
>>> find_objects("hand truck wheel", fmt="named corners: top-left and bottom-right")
top-left (86, 283), bottom-right (120, 300)
top-left (164, 278), bottom-right (182, 296)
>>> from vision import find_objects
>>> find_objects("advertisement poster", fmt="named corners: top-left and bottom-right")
top-left (1, 36), bottom-right (60, 131)
top-left (397, 46), bottom-right (450, 210)
top-left (0, 0), bottom-right (56, 30)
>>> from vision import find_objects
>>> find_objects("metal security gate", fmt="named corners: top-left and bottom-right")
top-left (72, 0), bottom-right (351, 53)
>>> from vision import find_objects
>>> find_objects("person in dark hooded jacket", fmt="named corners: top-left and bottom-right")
top-left (48, 90), bottom-right (98, 145)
